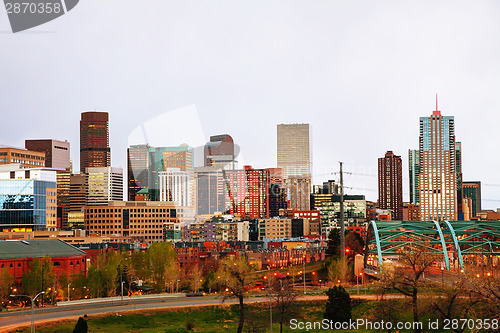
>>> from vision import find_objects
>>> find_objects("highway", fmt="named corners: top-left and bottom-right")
top-left (0, 294), bottom-right (330, 332)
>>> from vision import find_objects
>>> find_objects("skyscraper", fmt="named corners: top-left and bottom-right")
top-left (195, 166), bottom-right (226, 216)
top-left (148, 145), bottom-right (194, 201)
top-left (225, 166), bottom-right (269, 219)
top-left (127, 144), bottom-right (150, 201)
top-left (408, 149), bottom-right (420, 204)
top-left (80, 111), bottom-right (110, 173)
top-left (25, 139), bottom-right (71, 229)
top-left (86, 167), bottom-right (123, 206)
top-left (462, 181), bottom-right (481, 218)
top-left (418, 102), bottom-right (457, 221)
top-left (277, 124), bottom-right (310, 179)
top-left (285, 175), bottom-right (311, 211)
top-left (204, 134), bottom-right (237, 170)
top-left (378, 151), bottom-right (403, 220)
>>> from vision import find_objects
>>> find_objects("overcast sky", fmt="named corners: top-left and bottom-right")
top-left (1, 0), bottom-right (499, 209)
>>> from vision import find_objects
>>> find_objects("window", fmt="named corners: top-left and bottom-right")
top-left (54, 262), bottom-right (61, 267)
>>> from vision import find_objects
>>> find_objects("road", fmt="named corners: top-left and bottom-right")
top-left (0, 294), bottom-right (331, 332)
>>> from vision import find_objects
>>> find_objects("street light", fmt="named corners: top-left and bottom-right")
top-left (302, 253), bottom-right (306, 295)
top-left (267, 289), bottom-right (273, 333)
top-left (10, 291), bottom-right (45, 333)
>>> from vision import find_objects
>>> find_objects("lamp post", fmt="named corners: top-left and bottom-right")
top-left (268, 289), bottom-right (273, 333)
top-left (302, 252), bottom-right (306, 294)
top-left (10, 291), bottom-right (45, 333)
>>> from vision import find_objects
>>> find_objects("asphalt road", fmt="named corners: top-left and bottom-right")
top-left (0, 295), bottom-right (331, 332)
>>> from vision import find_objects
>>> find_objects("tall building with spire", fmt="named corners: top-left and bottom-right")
top-left (378, 151), bottom-right (403, 220)
top-left (418, 97), bottom-right (457, 221)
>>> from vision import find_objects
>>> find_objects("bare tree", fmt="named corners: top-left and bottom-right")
top-left (211, 257), bottom-right (252, 333)
top-left (269, 277), bottom-right (300, 333)
top-left (424, 278), bottom-right (480, 333)
top-left (380, 245), bottom-right (438, 333)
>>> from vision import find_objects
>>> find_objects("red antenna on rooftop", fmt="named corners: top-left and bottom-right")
top-left (433, 93), bottom-right (441, 116)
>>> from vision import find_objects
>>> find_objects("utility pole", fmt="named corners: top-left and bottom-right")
top-left (339, 162), bottom-right (345, 260)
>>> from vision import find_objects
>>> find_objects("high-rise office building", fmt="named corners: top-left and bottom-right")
top-left (25, 139), bottom-right (71, 230)
top-left (455, 142), bottom-right (463, 218)
top-left (86, 167), bottom-right (123, 206)
top-left (267, 168), bottom-right (286, 218)
top-left (285, 175), bottom-right (311, 211)
top-left (80, 111), bottom-right (110, 173)
top-left (127, 144), bottom-right (150, 201)
top-left (462, 181), bottom-right (481, 218)
top-left (225, 166), bottom-right (269, 219)
top-left (204, 134), bottom-right (236, 170)
top-left (195, 167), bottom-right (226, 216)
top-left (277, 124), bottom-right (310, 179)
top-left (25, 139), bottom-right (70, 170)
top-left (408, 149), bottom-right (420, 204)
top-left (159, 168), bottom-right (192, 206)
top-left (0, 147), bottom-right (45, 168)
top-left (378, 151), bottom-right (403, 220)
top-left (0, 166), bottom-right (57, 231)
top-left (148, 145), bottom-right (193, 201)
top-left (418, 104), bottom-right (457, 221)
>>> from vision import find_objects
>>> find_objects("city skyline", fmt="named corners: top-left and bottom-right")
top-left (1, 1), bottom-right (500, 208)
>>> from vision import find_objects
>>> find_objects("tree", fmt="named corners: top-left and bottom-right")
top-left (73, 316), bottom-right (88, 333)
top-left (327, 258), bottom-right (351, 285)
top-left (147, 242), bottom-right (178, 293)
top-left (269, 277), bottom-right (300, 333)
top-left (326, 228), bottom-right (340, 256)
top-left (344, 230), bottom-right (364, 259)
top-left (381, 245), bottom-right (438, 333)
top-left (21, 257), bottom-right (55, 300)
top-left (189, 264), bottom-right (204, 293)
top-left (324, 286), bottom-right (351, 323)
top-left (370, 296), bottom-right (403, 333)
top-left (424, 279), bottom-right (480, 333)
top-left (0, 267), bottom-right (15, 309)
top-left (212, 257), bottom-right (252, 333)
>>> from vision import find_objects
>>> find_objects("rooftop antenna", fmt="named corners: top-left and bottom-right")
top-left (433, 93), bottom-right (441, 116)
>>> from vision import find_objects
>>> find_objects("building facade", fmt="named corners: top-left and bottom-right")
top-left (0, 167), bottom-right (57, 231)
top-left (84, 201), bottom-right (179, 243)
top-left (277, 124), bottom-right (310, 179)
top-left (408, 149), bottom-right (420, 204)
top-left (80, 111), bottom-right (110, 172)
top-left (0, 147), bottom-right (45, 168)
top-left (25, 139), bottom-right (70, 170)
top-left (127, 144), bottom-right (150, 201)
top-left (86, 167), bottom-right (123, 206)
top-left (148, 145), bottom-right (194, 201)
top-left (462, 181), bottom-right (481, 219)
top-left (204, 134), bottom-right (236, 170)
top-left (285, 175), bottom-right (311, 211)
top-left (159, 168), bottom-right (193, 206)
top-left (195, 167), bottom-right (226, 217)
top-left (378, 151), bottom-right (403, 220)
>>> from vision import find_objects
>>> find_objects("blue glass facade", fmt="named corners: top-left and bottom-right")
top-left (0, 179), bottom-right (56, 230)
